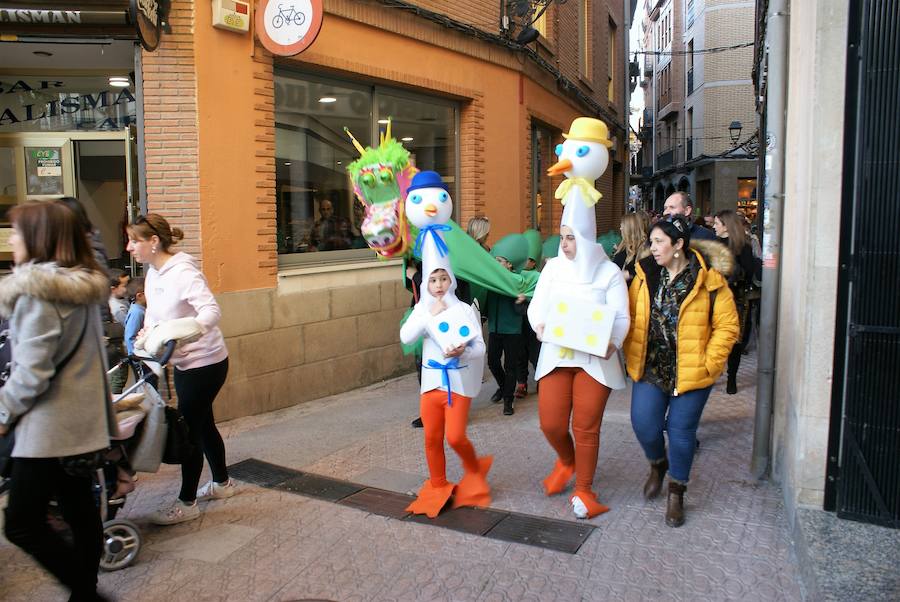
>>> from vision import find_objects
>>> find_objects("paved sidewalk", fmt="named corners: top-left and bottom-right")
top-left (1, 352), bottom-right (804, 601)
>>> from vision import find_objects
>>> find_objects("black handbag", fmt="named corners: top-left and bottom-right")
top-left (161, 405), bottom-right (195, 465)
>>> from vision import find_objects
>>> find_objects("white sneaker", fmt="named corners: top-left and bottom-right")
top-left (197, 478), bottom-right (237, 501)
top-left (571, 495), bottom-right (589, 519)
top-left (150, 500), bottom-right (200, 525)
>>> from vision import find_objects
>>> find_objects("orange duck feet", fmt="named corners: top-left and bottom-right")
top-left (542, 459), bottom-right (575, 496)
top-left (571, 489), bottom-right (610, 519)
top-left (406, 480), bottom-right (456, 518)
top-left (452, 456), bottom-right (493, 509)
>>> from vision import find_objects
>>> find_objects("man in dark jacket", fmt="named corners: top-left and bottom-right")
top-left (663, 192), bottom-right (716, 241)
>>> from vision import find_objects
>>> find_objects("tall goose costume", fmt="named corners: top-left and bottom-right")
top-left (399, 171), bottom-right (492, 518)
top-left (527, 118), bottom-right (631, 519)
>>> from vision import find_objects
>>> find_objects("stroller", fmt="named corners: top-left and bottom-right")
top-left (47, 340), bottom-right (178, 571)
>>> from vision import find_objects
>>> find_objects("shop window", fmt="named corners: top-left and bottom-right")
top-left (608, 19), bottom-right (616, 102)
top-left (737, 177), bottom-right (758, 220)
top-left (274, 70), bottom-right (458, 263)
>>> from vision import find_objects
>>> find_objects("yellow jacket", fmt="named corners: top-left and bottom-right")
top-left (623, 240), bottom-right (740, 395)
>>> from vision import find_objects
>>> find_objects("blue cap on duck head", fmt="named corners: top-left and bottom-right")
top-left (406, 171), bottom-right (453, 230)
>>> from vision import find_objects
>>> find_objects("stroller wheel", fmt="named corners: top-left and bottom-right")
top-left (100, 519), bottom-right (142, 571)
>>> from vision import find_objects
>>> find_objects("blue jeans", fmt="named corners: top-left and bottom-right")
top-left (630, 381), bottom-right (712, 482)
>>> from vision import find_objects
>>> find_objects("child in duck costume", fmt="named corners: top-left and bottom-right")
top-left (399, 171), bottom-right (492, 517)
top-left (527, 118), bottom-right (631, 519)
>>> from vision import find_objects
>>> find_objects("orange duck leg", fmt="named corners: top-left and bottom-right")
top-left (406, 480), bottom-right (456, 518)
top-left (571, 489), bottom-right (610, 519)
top-left (542, 459), bottom-right (575, 496)
top-left (451, 456), bottom-right (493, 509)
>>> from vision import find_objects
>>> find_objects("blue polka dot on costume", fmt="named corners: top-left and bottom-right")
top-left (439, 322), bottom-right (450, 332)
top-left (459, 325), bottom-right (470, 337)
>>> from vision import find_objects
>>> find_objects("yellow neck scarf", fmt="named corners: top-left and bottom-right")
top-left (555, 177), bottom-right (602, 207)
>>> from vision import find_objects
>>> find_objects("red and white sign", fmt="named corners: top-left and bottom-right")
top-left (256, 0), bottom-right (323, 56)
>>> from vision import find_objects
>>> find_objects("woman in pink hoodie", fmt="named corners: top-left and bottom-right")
top-left (126, 214), bottom-right (234, 525)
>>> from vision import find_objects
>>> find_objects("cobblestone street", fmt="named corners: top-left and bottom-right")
top-left (1, 352), bottom-right (805, 601)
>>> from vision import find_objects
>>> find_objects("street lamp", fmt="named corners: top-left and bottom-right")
top-left (729, 121), bottom-right (743, 146)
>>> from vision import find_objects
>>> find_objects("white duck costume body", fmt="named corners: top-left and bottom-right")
top-left (527, 118), bottom-right (631, 519)
top-left (399, 170), bottom-right (491, 517)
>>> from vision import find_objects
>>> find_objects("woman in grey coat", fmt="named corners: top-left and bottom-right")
top-left (0, 201), bottom-right (116, 602)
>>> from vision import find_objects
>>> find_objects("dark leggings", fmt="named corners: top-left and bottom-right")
top-left (4, 457), bottom-right (102, 600)
top-left (488, 333), bottom-right (523, 401)
top-left (175, 357), bottom-right (229, 502)
top-left (727, 301), bottom-right (754, 379)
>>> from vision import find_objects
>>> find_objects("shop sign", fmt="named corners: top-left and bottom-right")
top-left (130, 0), bottom-right (160, 50)
top-left (256, 0), bottom-right (323, 56)
top-left (0, 5), bottom-right (129, 27)
top-left (0, 77), bottom-right (136, 133)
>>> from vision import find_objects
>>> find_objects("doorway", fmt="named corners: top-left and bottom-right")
top-left (0, 131), bottom-right (137, 270)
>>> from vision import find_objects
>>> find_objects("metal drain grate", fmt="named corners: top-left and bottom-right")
top-left (405, 505), bottom-right (507, 535)
top-left (228, 458), bottom-right (298, 488)
top-left (228, 459), bottom-right (597, 554)
top-left (485, 512), bottom-right (594, 554)
top-left (276, 472), bottom-right (364, 502)
top-left (339, 488), bottom-right (414, 520)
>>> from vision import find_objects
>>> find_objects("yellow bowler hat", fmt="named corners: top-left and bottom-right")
top-left (562, 117), bottom-right (614, 148)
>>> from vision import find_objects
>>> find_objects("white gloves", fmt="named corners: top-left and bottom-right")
top-left (135, 317), bottom-right (206, 357)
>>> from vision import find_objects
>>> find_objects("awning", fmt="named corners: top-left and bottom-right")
top-left (0, 0), bottom-right (163, 50)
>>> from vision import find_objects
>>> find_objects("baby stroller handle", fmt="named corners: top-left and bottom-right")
top-left (157, 339), bottom-right (178, 367)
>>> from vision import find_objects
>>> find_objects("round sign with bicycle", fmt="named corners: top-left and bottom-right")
top-left (256, 0), bottom-right (323, 56)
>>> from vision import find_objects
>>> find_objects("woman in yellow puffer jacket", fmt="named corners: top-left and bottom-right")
top-left (623, 216), bottom-right (739, 527)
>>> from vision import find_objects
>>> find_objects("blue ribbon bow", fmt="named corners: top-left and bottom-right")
top-left (414, 224), bottom-right (452, 258)
top-left (425, 357), bottom-right (466, 407)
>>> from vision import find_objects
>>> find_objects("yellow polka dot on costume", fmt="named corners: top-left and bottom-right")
top-left (586, 334), bottom-right (598, 347)
top-left (592, 310), bottom-right (604, 321)
top-left (552, 326), bottom-right (565, 338)
top-left (557, 302), bottom-right (569, 314)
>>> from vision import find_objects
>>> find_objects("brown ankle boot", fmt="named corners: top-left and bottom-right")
top-left (643, 458), bottom-right (668, 500)
top-left (665, 481), bottom-right (686, 527)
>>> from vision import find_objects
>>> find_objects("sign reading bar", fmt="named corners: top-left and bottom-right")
top-left (256, 0), bottom-right (323, 56)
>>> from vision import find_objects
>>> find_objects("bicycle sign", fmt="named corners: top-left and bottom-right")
top-left (257, 0), bottom-right (323, 56)
top-left (272, 4), bottom-right (306, 28)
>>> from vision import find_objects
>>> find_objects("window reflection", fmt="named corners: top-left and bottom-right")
top-left (275, 70), bottom-right (458, 257)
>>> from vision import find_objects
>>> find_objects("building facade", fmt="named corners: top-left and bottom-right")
top-left (1, 0), bottom-right (630, 420)
top-left (637, 0), bottom-right (757, 218)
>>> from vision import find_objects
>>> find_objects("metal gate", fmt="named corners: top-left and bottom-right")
top-left (827, 0), bottom-right (900, 528)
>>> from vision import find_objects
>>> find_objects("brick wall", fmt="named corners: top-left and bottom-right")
top-left (252, 51), bottom-right (277, 277)
top-left (141, 0), bottom-right (201, 258)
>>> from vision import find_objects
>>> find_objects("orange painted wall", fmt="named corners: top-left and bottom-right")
top-left (193, 0), bottom-right (271, 293)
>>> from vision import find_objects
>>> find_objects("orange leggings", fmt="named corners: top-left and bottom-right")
top-left (538, 367), bottom-right (612, 492)
top-left (421, 389), bottom-right (480, 487)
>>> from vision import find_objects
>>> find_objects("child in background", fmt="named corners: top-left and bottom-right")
top-left (123, 277), bottom-right (158, 389)
top-left (486, 234), bottom-right (530, 416)
top-left (107, 269), bottom-right (130, 394)
top-left (516, 230), bottom-right (543, 397)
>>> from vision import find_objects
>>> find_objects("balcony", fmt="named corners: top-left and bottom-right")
top-left (687, 68), bottom-right (694, 95)
top-left (658, 89), bottom-right (671, 110)
top-left (657, 149), bottom-right (674, 170)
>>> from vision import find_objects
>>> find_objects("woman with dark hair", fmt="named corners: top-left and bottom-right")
top-left (127, 213), bottom-right (234, 525)
top-left (0, 201), bottom-right (115, 601)
top-left (624, 216), bottom-right (739, 527)
top-left (713, 209), bottom-right (760, 394)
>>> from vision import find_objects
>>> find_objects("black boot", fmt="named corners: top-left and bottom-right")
top-left (665, 481), bottom-right (686, 527)
top-left (503, 398), bottom-right (514, 416)
top-left (491, 388), bottom-right (503, 403)
top-left (643, 457), bottom-right (668, 500)
top-left (726, 373), bottom-right (737, 394)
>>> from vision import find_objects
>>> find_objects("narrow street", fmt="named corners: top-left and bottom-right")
top-left (2, 351), bottom-right (804, 601)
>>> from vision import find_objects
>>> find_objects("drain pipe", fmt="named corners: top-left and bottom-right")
top-left (752, 0), bottom-right (789, 479)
